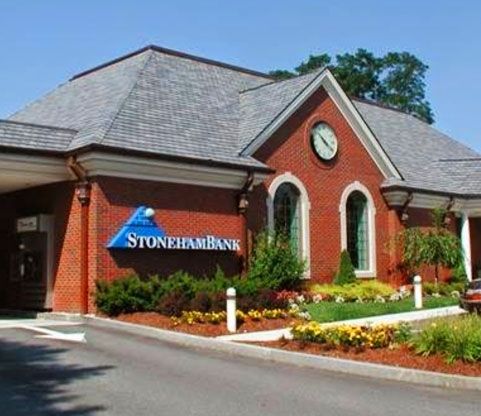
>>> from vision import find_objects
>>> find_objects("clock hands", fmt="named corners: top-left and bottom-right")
top-left (317, 132), bottom-right (334, 152)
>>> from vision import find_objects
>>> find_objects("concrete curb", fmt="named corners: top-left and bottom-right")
top-left (87, 315), bottom-right (481, 392)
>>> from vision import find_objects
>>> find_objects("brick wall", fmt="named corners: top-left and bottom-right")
top-left (87, 177), bottom-right (244, 308)
top-left (247, 87), bottom-right (402, 284)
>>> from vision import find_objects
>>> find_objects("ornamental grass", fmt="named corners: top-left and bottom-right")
top-left (413, 315), bottom-right (481, 363)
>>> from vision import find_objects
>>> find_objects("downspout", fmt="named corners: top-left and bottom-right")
top-left (238, 172), bottom-right (254, 274)
top-left (67, 156), bottom-right (91, 314)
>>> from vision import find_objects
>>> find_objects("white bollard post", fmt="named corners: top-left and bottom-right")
top-left (226, 287), bottom-right (237, 333)
top-left (413, 275), bottom-right (423, 309)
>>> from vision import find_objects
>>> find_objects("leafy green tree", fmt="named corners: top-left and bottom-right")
top-left (334, 250), bottom-right (357, 285)
top-left (268, 69), bottom-right (296, 80)
top-left (269, 48), bottom-right (434, 124)
top-left (332, 49), bottom-right (383, 100)
top-left (395, 208), bottom-right (463, 285)
top-left (380, 52), bottom-right (433, 123)
top-left (295, 53), bottom-right (331, 75)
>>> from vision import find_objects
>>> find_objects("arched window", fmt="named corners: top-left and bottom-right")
top-left (267, 172), bottom-right (311, 278)
top-left (346, 191), bottom-right (369, 270)
top-left (273, 183), bottom-right (301, 252)
top-left (339, 181), bottom-right (376, 277)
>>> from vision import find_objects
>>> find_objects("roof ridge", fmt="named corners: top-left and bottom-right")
top-left (71, 44), bottom-right (273, 82)
top-left (0, 118), bottom-right (78, 133)
top-left (239, 68), bottom-right (324, 94)
top-left (95, 50), bottom-right (155, 147)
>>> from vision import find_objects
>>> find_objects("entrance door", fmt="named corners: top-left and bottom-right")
top-left (18, 232), bottom-right (48, 310)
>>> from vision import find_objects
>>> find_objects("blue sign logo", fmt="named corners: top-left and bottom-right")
top-left (107, 206), bottom-right (240, 252)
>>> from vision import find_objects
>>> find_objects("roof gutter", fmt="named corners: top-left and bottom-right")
top-left (66, 143), bottom-right (275, 174)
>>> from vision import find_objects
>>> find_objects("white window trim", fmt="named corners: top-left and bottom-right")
top-left (339, 181), bottom-right (377, 278)
top-left (266, 172), bottom-right (311, 279)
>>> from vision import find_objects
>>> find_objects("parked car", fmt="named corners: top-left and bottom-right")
top-left (460, 279), bottom-right (481, 313)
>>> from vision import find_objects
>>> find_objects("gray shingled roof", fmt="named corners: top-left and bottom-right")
top-left (238, 70), bottom-right (321, 152)
top-left (0, 119), bottom-right (76, 152)
top-left (2, 45), bottom-right (480, 195)
top-left (8, 47), bottom-right (271, 169)
top-left (354, 100), bottom-right (481, 195)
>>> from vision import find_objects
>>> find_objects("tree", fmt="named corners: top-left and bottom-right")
top-left (269, 48), bottom-right (434, 124)
top-left (394, 208), bottom-right (463, 285)
top-left (268, 69), bottom-right (296, 81)
top-left (295, 53), bottom-right (331, 75)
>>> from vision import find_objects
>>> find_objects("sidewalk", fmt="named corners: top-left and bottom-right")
top-left (217, 305), bottom-right (466, 342)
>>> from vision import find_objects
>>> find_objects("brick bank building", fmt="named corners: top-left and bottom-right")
top-left (1, 45), bottom-right (480, 313)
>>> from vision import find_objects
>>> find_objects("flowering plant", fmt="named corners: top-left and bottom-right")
top-left (291, 322), bottom-right (410, 349)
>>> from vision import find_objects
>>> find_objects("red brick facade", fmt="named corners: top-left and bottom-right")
top-left (0, 87), bottom-right (469, 312)
top-left (247, 88), bottom-right (400, 284)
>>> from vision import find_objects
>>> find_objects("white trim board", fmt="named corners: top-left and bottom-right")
top-left (77, 152), bottom-right (269, 190)
top-left (0, 153), bottom-right (70, 194)
top-left (383, 190), bottom-right (481, 216)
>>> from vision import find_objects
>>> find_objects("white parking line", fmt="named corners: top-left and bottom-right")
top-left (0, 319), bottom-right (86, 343)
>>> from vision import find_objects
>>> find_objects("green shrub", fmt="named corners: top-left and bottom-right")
top-left (247, 231), bottom-right (305, 291)
top-left (95, 275), bottom-right (160, 316)
top-left (311, 280), bottom-right (396, 301)
top-left (156, 289), bottom-right (191, 317)
top-left (450, 260), bottom-right (468, 284)
top-left (423, 282), bottom-right (465, 296)
top-left (189, 291), bottom-right (213, 313)
top-left (413, 315), bottom-right (481, 363)
top-left (159, 271), bottom-right (200, 299)
top-left (333, 250), bottom-right (356, 285)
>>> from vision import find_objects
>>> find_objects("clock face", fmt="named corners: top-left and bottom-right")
top-left (311, 123), bottom-right (338, 161)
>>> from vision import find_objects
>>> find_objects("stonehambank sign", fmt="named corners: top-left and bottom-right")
top-left (107, 206), bottom-right (241, 251)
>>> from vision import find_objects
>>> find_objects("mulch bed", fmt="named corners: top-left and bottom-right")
top-left (115, 312), bottom-right (298, 337)
top-left (255, 340), bottom-right (481, 377)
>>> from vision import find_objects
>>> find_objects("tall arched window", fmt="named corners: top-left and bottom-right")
top-left (339, 181), bottom-right (376, 277)
top-left (346, 191), bottom-right (369, 270)
top-left (267, 172), bottom-right (311, 278)
top-left (273, 183), bottom-right (301, 252)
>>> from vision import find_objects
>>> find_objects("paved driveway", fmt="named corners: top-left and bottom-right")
top-left (0, 320), bottom-right (479, 416)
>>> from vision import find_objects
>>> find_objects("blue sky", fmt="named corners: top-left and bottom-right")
top-left (1, 0), bottom-right (480, 151)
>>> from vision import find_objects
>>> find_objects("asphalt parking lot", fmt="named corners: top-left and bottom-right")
top-left (0, 318), bottom-right (479, 416)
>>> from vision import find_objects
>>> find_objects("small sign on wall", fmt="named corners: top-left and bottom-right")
top-left (16, 216), bottom-right (39, 233)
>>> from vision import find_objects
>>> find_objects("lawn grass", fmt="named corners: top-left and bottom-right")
top-left (306, 296), bottom-right (459, 323)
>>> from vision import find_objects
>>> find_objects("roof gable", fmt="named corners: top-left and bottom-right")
top-left (239, 69), bottom-right (402, 179)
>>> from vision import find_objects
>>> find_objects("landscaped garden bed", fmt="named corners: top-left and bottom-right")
top-left (93, 226), bottom-right (468, 340)
top-left (256, 341), bottom-right (481, 377)
top-left (115, 311), bottom-right (299, 337)
top-left (251, 314), bottom-right (481, 377)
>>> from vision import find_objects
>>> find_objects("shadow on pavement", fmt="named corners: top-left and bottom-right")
top-left (0, 338), bottom-right (113, 415)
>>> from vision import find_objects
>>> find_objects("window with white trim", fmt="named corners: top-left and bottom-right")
top-left (339, 181), bottom-right (376, 277)
top-left (273, 182), bottom-right (301, 254)
top-left (267, 173), bottom-right (311, 278)
top-left (346, 191), bottom-right (369, 270)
